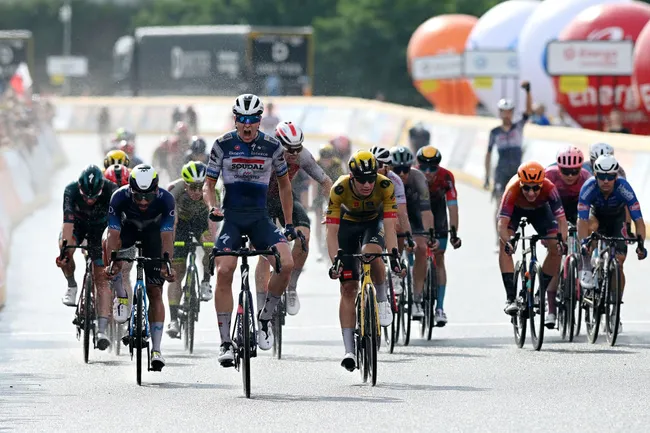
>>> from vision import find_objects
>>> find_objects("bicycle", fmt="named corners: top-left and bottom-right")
top-left (413, 227), bottom-right (456, 341)
top-left (393, 232), bottom-right (416, 349)
top-left (59, 240), bottom-right (95, 363)
top-left (332, 248), bottom-right (399, 386)
top-left (271, 230), bottom-right (306, 360)
top-left (509, 219), bottom-right (562, 351)
top-left (209, 236), bottom-right (281, 398)
top-left (582, 231), bottom-right (641, 346)
top-left (556, 223), bottom-right (580, 342)
top-left (173, 232), bottom-right (214, 354)
top-left (108, 242), bottom-right (171, 386)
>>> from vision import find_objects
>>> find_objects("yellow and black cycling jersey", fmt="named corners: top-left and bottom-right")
top-left (326, 174), bottom-right (397, 223)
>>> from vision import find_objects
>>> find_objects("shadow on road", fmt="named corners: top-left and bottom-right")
top-left (251, 393), bottom-right (402, 403)
top-left (370, 382), bottom-right (489, 392)
top-left (143, 381), bottom-right (237, 390)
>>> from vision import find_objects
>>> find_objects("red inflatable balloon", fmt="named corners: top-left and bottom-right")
top-left (553, 2), bottom-right (650, 134)
top-left (633, 20), bottom-right (650, 122)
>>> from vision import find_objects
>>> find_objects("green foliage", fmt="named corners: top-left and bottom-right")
top-left (0, 0), bottom-right (505, 104)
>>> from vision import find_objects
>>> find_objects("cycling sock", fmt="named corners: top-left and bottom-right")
top-left (436, 285), bottom-right (446, 310)
top-left (65, 275), bottom-right (77, 287)
top-left (502, 273), bottom-right (515, 300)
top-left (413, 290), bottom-right (423, 303)
top-left (202, 271), bottom-right (210, 283)
top-left (111, 274), bottom-right (127, 298)
top-left (259, 293), bottom-right (281, 321)
top-left (257, 292), bottom-right (267, 315)
top-left (217, 312), bottom-right (232, 343)
top-left (151, 322), bottom-right (164, 352)
top-left (342, 328), bottom-right (355, 353)
top-left (547, 290), bottom-right (557, 314)
top-left (169, 305), bottom-right (179, 322)
top-left (98, 317), bottom-right (108, 333)
top-left (287, 268), bottom-right (301, 292)
top-left (541, 273), bottom-right (554, 313)
top-left (542, 273), bottom-right (553, 291)
top-left (375, 281), bottom-right (388, 302)
top-left (581, 254), bottom-right (593, 273)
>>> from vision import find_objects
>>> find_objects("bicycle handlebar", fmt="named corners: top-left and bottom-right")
top-left (108, 250), bottom-right (172, 276)
top-left (397, 232), bottom-right (415, 248)
top-left (588, 231), bottom-right (642, 247)
top-left (211, 245), bottom-right (282, 273)
top-left (332, 248), bottom-right (400, 271)
top-left (173, 231), bottom-right (215, 248)
top-left (59, 240), bottom-right (89, 261)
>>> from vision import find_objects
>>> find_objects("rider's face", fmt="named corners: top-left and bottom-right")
top-left (596, 173), bottom-right (617, 193)
top-left (185, 182), bottom-right (204, 200)
top-left (520, 183), bottom-right (541, 202)
top-left (352, 175), bottom-right (376, 196)
top-left (500, 109), bottom-right (514, 123)
top-left (234, 115), bottom-right (261, 143)
top-left (559, 167), bottom-right (581, 185)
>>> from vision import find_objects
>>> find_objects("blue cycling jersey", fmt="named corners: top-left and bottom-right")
top-left (577, 177), bottom-right (642, 221)
top-left (547, 161), bottom-right (593, 174)
top-left (487, 115), bottom-right (528, 175)
top-left (108, 185), bottom-right (175, 232)
top-left (207, 130), bottom-right (288, 212)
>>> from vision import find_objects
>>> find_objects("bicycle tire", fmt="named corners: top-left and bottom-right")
top-left (529, 264), bottom-right (545, 351)
top-left (427, 258), bottom-right (437, 341)
top-left (82, 270), bottom-right (93, 364)
top-left (574, 274), bottom-right (583, 338)
top-left (567, 256), bottom-right (578, 342)
top-left (189, 267), bottom-right (200, 354)
top-left (402, 262), bottom-right (413, 346)
top-left (586, 270), bottom-right (601, 344)
top-left (357, 290), bottom-right (369, 384)
top-left (605, 257), bottom-right (622, 346)
top-left (420, 260), bottom-right (430, 338)
top-left (512, 261), bottom-right (527, 348)
top-left (272, 296), bottom-right (283, 359)
top-left (366, 284), bottom-right (378, 386)
top-left (242, 290), bottom-right (252, 398)
top-left (387, 269), bottom-right (396, 354)
top-left (558, 263), bottom-right (568, 340)
top-left (136, 288), bottom-right (143, 386)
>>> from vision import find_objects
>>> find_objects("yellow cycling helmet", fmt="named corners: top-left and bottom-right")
top-left (348, 150), bottom-right (377, 178)
top-left (104, 149), bottom-right (130, 169)
top-left (319, 143), bottom-right (335, 159)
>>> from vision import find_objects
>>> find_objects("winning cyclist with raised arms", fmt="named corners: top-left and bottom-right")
top-left (203, 94), bottom-right (296, 367)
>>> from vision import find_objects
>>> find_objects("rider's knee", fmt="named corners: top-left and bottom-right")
top-left (340, 281), bottom-right (358, 299)
top-left (278, 252), bottom-right (294, 276)
top-left (146, 285), bottom-right (163, 300)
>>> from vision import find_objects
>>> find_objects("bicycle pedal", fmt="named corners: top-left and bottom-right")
top-left (121, 335), bottom-right (130, 346)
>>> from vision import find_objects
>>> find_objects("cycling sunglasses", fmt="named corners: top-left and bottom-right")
top-left (283, 145), bottom-right (303, 154)
top-left (235, 115), bottom-right (261, 125)
top-left (419, 164), bottom-right (439, 173)
top-left (132, 191), bottom-right (157, 202)
top-left (596, 173), bottom-right (617, 182)
top-left (560, 167), bottom-right (580, 176)
top-left (354, 175), bottom-right (377, 185)
top-left (392, 165), bottom-right (411, 175)
top-left (521, 184), bottom-right (542, 192)
top-left (79, 187), bottom-right (101, 200)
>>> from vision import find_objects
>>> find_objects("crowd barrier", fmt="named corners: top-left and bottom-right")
top-left (0, 124), bottom-right (66, 308)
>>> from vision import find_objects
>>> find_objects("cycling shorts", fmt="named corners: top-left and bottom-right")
top-left (338, 218), bottom-right (385, 282)
top-left (406, 200), bottom-right (424, 232)
top-left (119, 222), bottom-right (164, 286)
top-left (174, 217), bottom-right (210, 260)
top-left (590, 208), bottom-right (628, 256)
top-left (216, 209), bottom-right (287, 251)
top-left (268, 198), bottom-right (311, 229)
top-left (507, 204), bottom-right (558, 237)
top-left (494, 167), bottom-right (517, 198)
top-left (431, 199), bottom-right (449, 251)
top-left (60, 222), bottom-right (105, 266)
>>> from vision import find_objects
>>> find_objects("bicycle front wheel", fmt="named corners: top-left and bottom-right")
top-left (386, 270), bottom-right (396, 354)
top-left (366, 284), bottom-right (378, 386)
top-left (426, 258), bottom-right (437, 341)
top-left (135, 289), bottom-right (144, 386)
top-left (512, 261), bottom-right (527, 348)
top-left (401, 264), bottom-right (413, 346)
top-left (605, 258), bottom-right (622, 346)
top-left (82, 271), bottom-right (93, 364)
top-left (566, 255), bottom-right (578, 342)
top-left (241, 290), bottom-right (252, 398)
top-left (272, 296), bottom-right (283, 359)
top-left (529, 264), bottom-right (546, 351)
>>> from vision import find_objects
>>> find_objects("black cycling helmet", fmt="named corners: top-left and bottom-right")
top-left (416, 145), bottom-right (442, 166)
top-left (409, 122), bottom-right (431, 149)
top-left (190, 136), bottom-right (207, 154)
top-left (78, 164), bottom-right (105, 199)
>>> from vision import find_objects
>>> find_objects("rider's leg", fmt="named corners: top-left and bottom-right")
top-left (412, 237), bottom-right (427, 301)
top-left (254, 256), bottom-right (271, 314)
top-left (93, 260), bottom-right (112, 349)
top-left (166, 257), bottom-right (186, 337)
top-left (260, 241), bottom-right (293, 320)
top-left (498, 215), bottom-right (518, 314)
top-left (59, 231), bottom-right (78, 305)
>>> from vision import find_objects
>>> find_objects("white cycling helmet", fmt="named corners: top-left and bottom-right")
top-left (593, 154), bottom-right (619, 174)
top-left (275, 121), bottom-right (304, 148)
top-left (389, 146), bottom-right (415, 166)
top-left (129, 164), bottom-right (159, 193)
top-left (233, 94), bottom-right (264, 116)
top-left (370, 146), bottom-right (391, 164)
top-left (498, 99), bottom-right (514, 111)
top-left (589, 142), bottom-right (614, 161)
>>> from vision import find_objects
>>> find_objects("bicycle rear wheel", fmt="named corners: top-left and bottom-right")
top-left (241, 290), bottom-right (252, 398)
top-left (585, 272), bottom-right (601, 344)
top-left (356, 293), bottom-right (368, 383)
top-left (420, 261), bottom-right (430, 338)
top-left (605, 258), bottom-right (622, 346)
top-left (386, 270), bottom-right (396, 354)
top-left (272, 296), bottom-right (284, 359)
top-left (529, 264), bottom-right (546, 351)
top-left (426, 258), bottom-right (437, 341)
top-left (566, 256), bottom-right (578, 342)
top-left (82, 271), bottom-right (93, 364)
top-left (401, 265), bottom-right (413, 346)
top-left (512, 261), bottom-right (527, 348)
top-left (135, 289), bottom-right (144, 386)
top-left (366, 284), bottom-right (378, 386)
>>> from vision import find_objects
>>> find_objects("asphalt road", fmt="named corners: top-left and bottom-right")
top-left (2, 134), bottom-right (650, 432)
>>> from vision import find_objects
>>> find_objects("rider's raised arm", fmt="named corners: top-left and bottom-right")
top-left (204, 138), bottom-right (223, 209)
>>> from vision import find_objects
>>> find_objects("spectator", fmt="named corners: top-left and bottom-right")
top-left (531, 103), bottom-right (551, 126)
top-left (606, 108), bottom-right (630, 134)
top-left (185, 105), bottom-right (198, 135)
top-left (260, 101), bottom-right (280, 133)
top-left (375, 92), bottom-right (386, 102)
top-left (172, 106), bottom-right (183, 129)
top-left (98, 106), bottom-right (111, 152)
top-left (553, 105), bottom-right (574, 127)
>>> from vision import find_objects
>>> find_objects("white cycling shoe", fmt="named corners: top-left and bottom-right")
top-left (412, 303), bottom-right (424, 319)
top-left (151, 351), bottom-right (165, 371)
top-left (286, 290), bottom-right (300, 316)
top-left (580, 270), bottom-right (595, 289)
top-left (545, 313), bottom-right (556, 329)
top-left (218, 342), bottom-right (235, 367)
top-left (341, 352), bottom-right (356, 372)
top-left (257, 316), bottom-right (274, 350)
top-left (200, 281), bottom-right (213, 302)
top-left (96, 332), bottom-right (110, 351)
top-left (62, 286), bottom-right (77, 307)
top-left (378, 301), bottom-right (393, 327)
top-left (112, 297), bottom-right (130, 324)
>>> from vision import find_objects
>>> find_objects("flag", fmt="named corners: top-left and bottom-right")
top-left (9, 62), bottom-right (32, 95)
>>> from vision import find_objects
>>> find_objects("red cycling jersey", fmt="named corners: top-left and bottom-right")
top-left (499, 175), bottom-right (565, 219)
top-left (427, 166), bottom-right (458, 203)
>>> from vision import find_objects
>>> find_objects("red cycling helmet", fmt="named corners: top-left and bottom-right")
top-left (104, 163), bottom-right (131, 186)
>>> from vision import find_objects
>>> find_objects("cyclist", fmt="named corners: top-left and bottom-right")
top-left (104, 164), bottom-right (131, 187)
top-left (119, 140), bottom-right (144, 168)
top-left (547, 146), bottom-right (592, 174)
top-left (389, 146), bottom-right (435, 318)
top-left (408, 122), bottom-right (431, 153)
top-left (589, 142), bottom-right (626, 177)
top-left (577, 155), bottom-right (646, 306)
top-left (55, 165), bottom-right (118, 351)
top-left (326, 150), bottom-right (403, 371)
top-left (103, 149), bottom-right (130, 173)
top-left (485, 82), bottom-right (533, 245)
top-left (370, 146), bottom-right (410, 233)
top-left (203, 93), bottom-right (296, 366)
top-left (499, 162), bottom-right (568, 325)
top-left (184, 136), bottom-right (208, 164)
top-left (166, 161), bottom-right (215, 338)
top-left (331, 135), bottom-right (352, 163)
top-left (417, 145), bottom-right (462, 325)
top-left (314, 144), bottom-right (345, 260)
top-left (255, 121), bottom-right (332, 316)
top-left (104, 164), bottom-right (177, 371)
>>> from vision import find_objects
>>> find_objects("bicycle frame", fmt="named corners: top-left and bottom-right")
top-left (130, 245), bottom-right (150, 344)
top-left (358, 260), bottom-right (379, 339)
